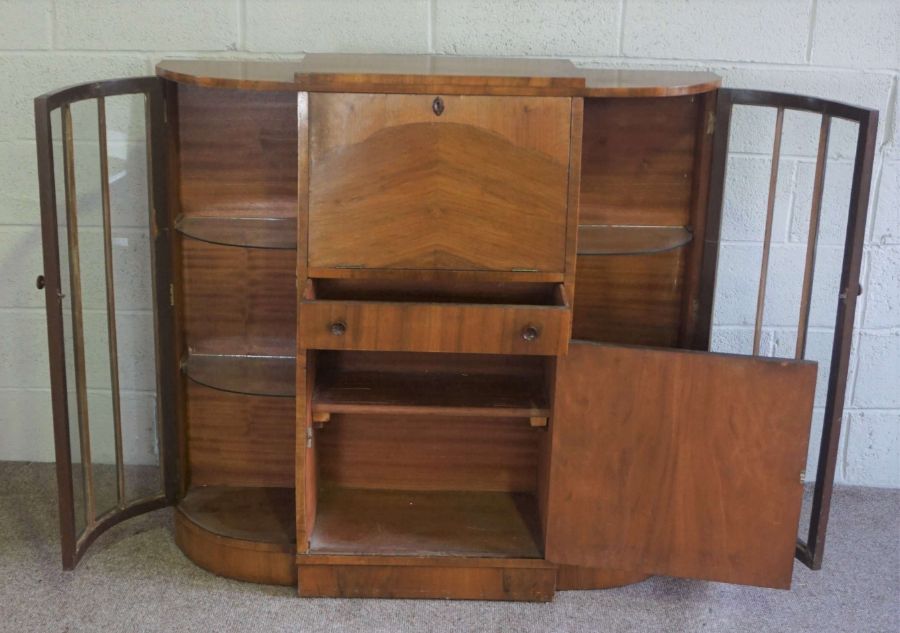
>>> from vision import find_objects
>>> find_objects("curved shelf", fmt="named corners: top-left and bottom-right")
top-left (577, 225), bottom-right (693, 256)
top-left (183, 352), bottom-right (295, 397)
top-left (175, 215), bottom-right (297, 250)
top-left (175, 485), bottom-right (296, 586)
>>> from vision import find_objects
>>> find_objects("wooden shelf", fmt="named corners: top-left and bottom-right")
top-left (310, 487), bottom-right (542, 558)
top-left (175, 215), bottom-right (297, 249)
top-left (313, 369), bottom-right (549, 419)
top-left (178, 485), bottom-right (295, 545)
top-left (577, 225), bottom-right (693, 256)
top-left (183, 352), bottom-right (295, 397)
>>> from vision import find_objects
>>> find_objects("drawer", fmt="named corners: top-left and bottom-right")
top-left (299, 280), bottom-right (571, 356)
top-left (308, 93), bottom-right (572, 273)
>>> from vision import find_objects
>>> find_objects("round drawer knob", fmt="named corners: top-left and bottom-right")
top-left (432, 96), bottom-right (444, 116)
top-left (329, 321), bottom-right (347, 336)
top-left (521, 325), bottom-right (540, 342)
top-left (36, 275), bottom-right (46, 290)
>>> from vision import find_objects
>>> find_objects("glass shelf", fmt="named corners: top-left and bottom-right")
top-left (577, 225), bottom-right (693, 256)
top-left (178, 485), bottom-right (295, 544)
top-left (174, 215), bottom-right (297, 249)
top-left (182, 352), bottom-right (295, 397)
top-left (313, 368), bottom-right (550, 419)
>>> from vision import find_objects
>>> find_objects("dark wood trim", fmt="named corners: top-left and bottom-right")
top-left (34, 92), bottom-right (77, 570)
top-left (693, 88), bottom-right (730, 350)
top-left (147, 78), bottom-right (179, 504)
top-left (798, 107), bottom-right (878, 570)
top-left (679, 90), bottom-right (716, 348)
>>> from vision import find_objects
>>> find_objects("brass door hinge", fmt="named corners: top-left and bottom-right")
top-left (306, 426), bottom-right (313, 448)
top-left (169, 283), bottom-right (174, 307)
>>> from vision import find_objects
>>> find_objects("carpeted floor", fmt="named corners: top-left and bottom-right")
top-left (0, 461), bottom-right (897, 632)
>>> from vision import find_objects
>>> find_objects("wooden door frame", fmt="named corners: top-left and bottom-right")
top-left (34, 77), bottom-right (178, 569)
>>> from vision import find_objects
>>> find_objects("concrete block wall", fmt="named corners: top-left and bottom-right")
top-left (0, 0), bottom-right (897, 487)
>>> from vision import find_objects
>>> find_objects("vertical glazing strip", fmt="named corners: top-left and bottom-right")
top-left (752, 107), bottom-right (784, 355)
top-left (35, 96), bottom-right (77, 569)
top-left (97, 96), bottom-right (126, 508)
top-left (796, 115), bottom-right (831, 359)
top-left (62, 103), bottom-right (97, 528)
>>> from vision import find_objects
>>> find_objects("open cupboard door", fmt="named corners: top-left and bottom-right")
top-left (544, 342), bottom-right (816, 588)
top-left (546, 89), bottom-right (877, 589)
top-left (35, 78), bottom-right (178, 569)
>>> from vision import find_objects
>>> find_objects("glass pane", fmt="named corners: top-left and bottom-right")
top-left (106, 93), bottom-right (163, 502)
top-left (70, 98), bottom-right (119, 519)
top-left (52, 107), bottom-right (87, 538)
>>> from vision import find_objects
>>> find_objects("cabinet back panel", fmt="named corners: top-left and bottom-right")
top-left (177, 85), bottom-right (298, 217)
top-left (317, 351), bottom-right (548, 378)
top-left (316, 414), bottom-right (539, 493)
top-left (186, 384), bottom-right (294, 487)
top-left (575, 95), bottom-right (702, 347)
top-left (579, 96), bottom-right (699, 226)
top-left (572, 251), bottom-right (685, 346)
top-left (181, 240), bottom-right (296, 355)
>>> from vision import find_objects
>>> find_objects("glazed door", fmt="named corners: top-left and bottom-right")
top-left (544, 341), bottom-right (816, 588)
top-left (35, 78), bottom-right (177, 569)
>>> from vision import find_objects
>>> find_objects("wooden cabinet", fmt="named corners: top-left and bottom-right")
top-left (35, 55), bottom-right (878, 600)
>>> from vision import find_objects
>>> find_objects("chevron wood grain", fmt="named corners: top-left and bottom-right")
top-left (308, 94), bottom-right (571, 272)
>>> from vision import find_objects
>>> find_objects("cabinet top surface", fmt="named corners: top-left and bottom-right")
top-left (156, 55), bottom-right (721, 97)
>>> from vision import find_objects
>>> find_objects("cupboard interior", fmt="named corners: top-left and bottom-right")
top-left (574, 94), bottom-right (709, 349)
top-left (306, 350), bottom-right (551, 558)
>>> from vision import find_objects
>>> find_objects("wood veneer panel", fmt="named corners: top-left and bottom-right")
top-left (177, 85), bottom-right (297, 216)
top-left (310, 487), bottom-right (542, 558)
top-left (580, 96), bottom-right (699, 226)
top-left (156, 57), bottom-right (720, 98)
top-left (297, 560), bottom-right (555, 601)
top-left (296, 53), bottom-right (583, 95)
top-left (175, 490), bottom-right (296, 586)
top-left (299, 285), bottom-right (570, 356)
top-left (308, 93), bottom-right (570, 272)
top-left (578, 68), bottom-right (720, 98)
top-left (316, 414), bottom-right (540, 493)
top-left (556, 566), bottom-right (650, 590)
top-left (572, 251), bottom-right (685, 346)
top-left (186, 384), bottom-right (294, 487)
top-left (545, 341), bottom-right (816, 589)
top-left (181, 240), bottom-right (295, 355)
